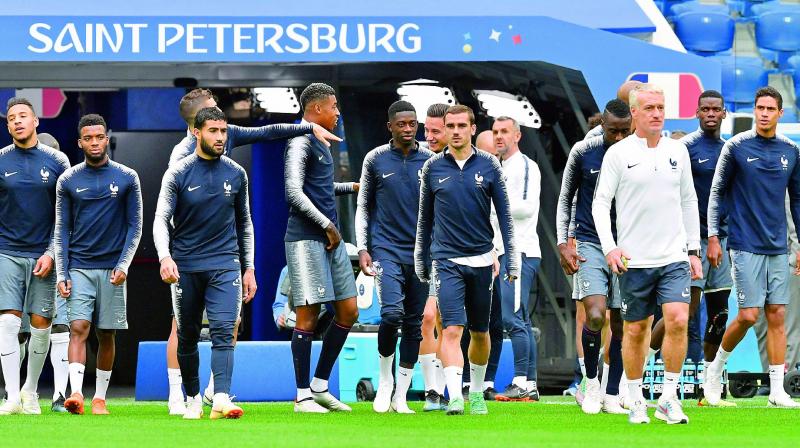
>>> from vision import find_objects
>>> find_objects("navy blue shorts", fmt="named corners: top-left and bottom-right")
top-left (618, 261), bottom-right (691, 322)
top-left (433, 259), bottom-right (494, 332)
top-left (374, 259), bottom-right (428, 335)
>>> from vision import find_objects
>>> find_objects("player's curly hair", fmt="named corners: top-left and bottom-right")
top-left (604, 99), bottom-right (630, 119)
top-left (78, 114), bottom-right (107, 134)
top-left (193, 107), bottom-right (226, 130)
top-left (299, 83), bottom-right (336, 111)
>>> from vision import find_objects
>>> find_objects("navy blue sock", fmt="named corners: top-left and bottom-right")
top-left (313, 321), bottom-right (352, 384)
top-left (291, 329), bottom-right (313, 389)
top-left (607, 335), bottom-right (623, 395)
top-left (377, 323), bottom-right (399, 358)
top-left (582, 325), bottom-right (601, 379)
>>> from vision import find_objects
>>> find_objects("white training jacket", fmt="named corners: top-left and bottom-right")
top-left (592, 134), bottom-right (700, 268)
top-left (491, 150), bottom-right (542, 258)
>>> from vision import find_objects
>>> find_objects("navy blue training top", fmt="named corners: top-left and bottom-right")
top-left (681, 129), bottom-right (728, 239)
top-left (414, 147), bottom-right (519, 279)
top-left (54, 160), bottom-right (143, 282)
top-left (283, 133), bottom-right (356, 243)
top-left (556, 135), bottom-right (617, 245)
top-left (708, 130), bottom-right (800, 254)
top-left (355, 141), bottom-right (435, 265)
top-left (0, 143), bottom-right (70, 259)
top-left (154, 154), bottom-right (254, 272)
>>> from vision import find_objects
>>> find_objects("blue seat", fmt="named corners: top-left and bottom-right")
top-left (755, 9), bottom-right (800, 67)
top-left (752, 0), bottom-right (797, 16)
top-left (712, 56), bottom-right (769, 103)
top-left (671, 1), bottom-right (729, 16)
top-left (781, 106), bottom-right (798, 123)
top-left (674, 11), bottom-right (735, 54)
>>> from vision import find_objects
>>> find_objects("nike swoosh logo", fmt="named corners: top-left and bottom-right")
top-left (318, 154), bottom-right (324, 161)
top-left (382, 173), bottom-right (395, 179)
top-left (438, 177), bottom-right (451, 183)
top-left (627, 163), bottom-right (640, 169)
top-left (590, 169), bottom-right (600, 174)
top-left (188, 186), bottom-right (201, 191)
top-left (747, 157), bottom-right (759, 162)
top-left (4, 171), bottom-right (18, 177)
top-left (698, 159), bottom-right (709, 164)
top-left (33, 350), bottom-right (46, 355)
top-left (61, 359), bottom-right (68, 363)
top-left (76, 187), bottom-right (89, 193)
top-left (0, 352), bottom-right (14, 357)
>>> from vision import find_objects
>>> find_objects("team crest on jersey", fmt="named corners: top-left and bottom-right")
top-left (317, 286), bottom-right (326, 298)
top-left (474, 172), bottom-right (484, 187)
top-left (40, 167), bottom-right (50, 182)
top-left (224, 180), bottom-right (232, 196)
top-left (781, 155), bottom-right (789, 171)
top-left (109, 182), bottom-right (119, 197)
top-left (620, 300), bottom-right (628, 316)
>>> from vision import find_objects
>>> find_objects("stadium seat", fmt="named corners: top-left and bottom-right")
top-left (755, 9), bottom-right (800, 68)
top-left (712, 56), bottom-right (770, 104)
top-left (670, 1), bottom-right (729, 17)
top-left (674, 11), bottom-right (735, 54)
top-left (751, 0), bottom-right (797, 16)
top-left (780, 106), bottom-right (798, 123)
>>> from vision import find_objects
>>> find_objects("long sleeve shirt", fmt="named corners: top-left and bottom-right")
top-left (708, 130), bottom-right (800, 255)
top-left (680, 129), bottom-right (728, 239)
top-left (0, 143), bottom-right (70, 259)
top-left (54, 160), bottom-right (143, 283)
top-left (153, 154), bottom-right (254, 272)
top-left (491, 151), bottom-right (541, 258)
top-left (284, 132), bottom-right (356, 243)
top-left (415, 147), bottom-right (519, 280)
top-left (592, 134), bottom-right (700, 268)
top-left (556, 136), bottom-right (616, 246)
top-left (355, 141), bottom-right (434, 265)
top-left (168, 123), bottom-right (314, 167)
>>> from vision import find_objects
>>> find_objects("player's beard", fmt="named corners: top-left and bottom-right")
top-left (84, 146), bottom-right (108, 164)
top-left (199, 137), bottom-right (224, 159)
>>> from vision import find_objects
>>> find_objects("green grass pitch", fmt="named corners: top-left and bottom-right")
top-left (2, 396), bottom-right (799, 447)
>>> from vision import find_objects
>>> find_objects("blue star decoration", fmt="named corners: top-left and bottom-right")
top-left (463, 32), bottom-right (472, 41)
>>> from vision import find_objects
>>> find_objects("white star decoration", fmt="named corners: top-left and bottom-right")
top-left (489, 29), bottom-right (501, 42)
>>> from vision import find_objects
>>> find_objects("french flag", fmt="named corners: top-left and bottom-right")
top-left (627, 73), bottom-right (704, 119)
top-left (0, 88), bottom-right (67, 119)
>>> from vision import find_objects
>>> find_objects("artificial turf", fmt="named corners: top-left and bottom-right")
top-left (2, 396), bottom-right (798, 447)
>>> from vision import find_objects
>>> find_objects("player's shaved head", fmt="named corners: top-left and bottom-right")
top-left (38, 132), bottom-right (60, 151)
top-left (476, 130), bottom-right (495, 155)
top-left (617, 80), bottom-right (643, 105)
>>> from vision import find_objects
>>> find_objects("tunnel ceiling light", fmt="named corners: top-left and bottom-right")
top-left (397, 81), bottom-right (456, 121)
top-left (473, 89), bottom-right (541, 129)
top-left (253, 87), bottom-right (300, 114)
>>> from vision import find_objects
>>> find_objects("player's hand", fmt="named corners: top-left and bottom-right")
top-left (242, 268), bottom-right (257, 303)
top-left (33, 254), bottom-right (53, 278)
top-left (689, 255), bottom-right (704, 280)
top-left (795, 251), bottom-right (800, 276)
top-left (311, 123), bottom-right (343, 148)
top-left (159, 257), bottom-right (180, 284)
top-left (110, 269), bottom-right (127, 286)
top-left (606, 248), bottom-right (631, 275)
top-left (707, 236), bottom-right (722, 268)
top-left (353, 183), bottom-right (360, 193)
top-left (324, 223), bottom-right (342, 251)
top-left (277, 314), bottom-right (286, 329)
top-left (57, 280), bottom-right (72, 298)
top-left (492, 252), bottom-right (500, 279)
top-left (358, 250), bottom-right (376, 276)
top-left (558, 243), bottom-right (585, 275)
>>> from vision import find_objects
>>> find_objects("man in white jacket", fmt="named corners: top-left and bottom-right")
top-left (489, 116), bottom-right (543, 401)
top-left (592, 84), bottom-right (702, 425)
